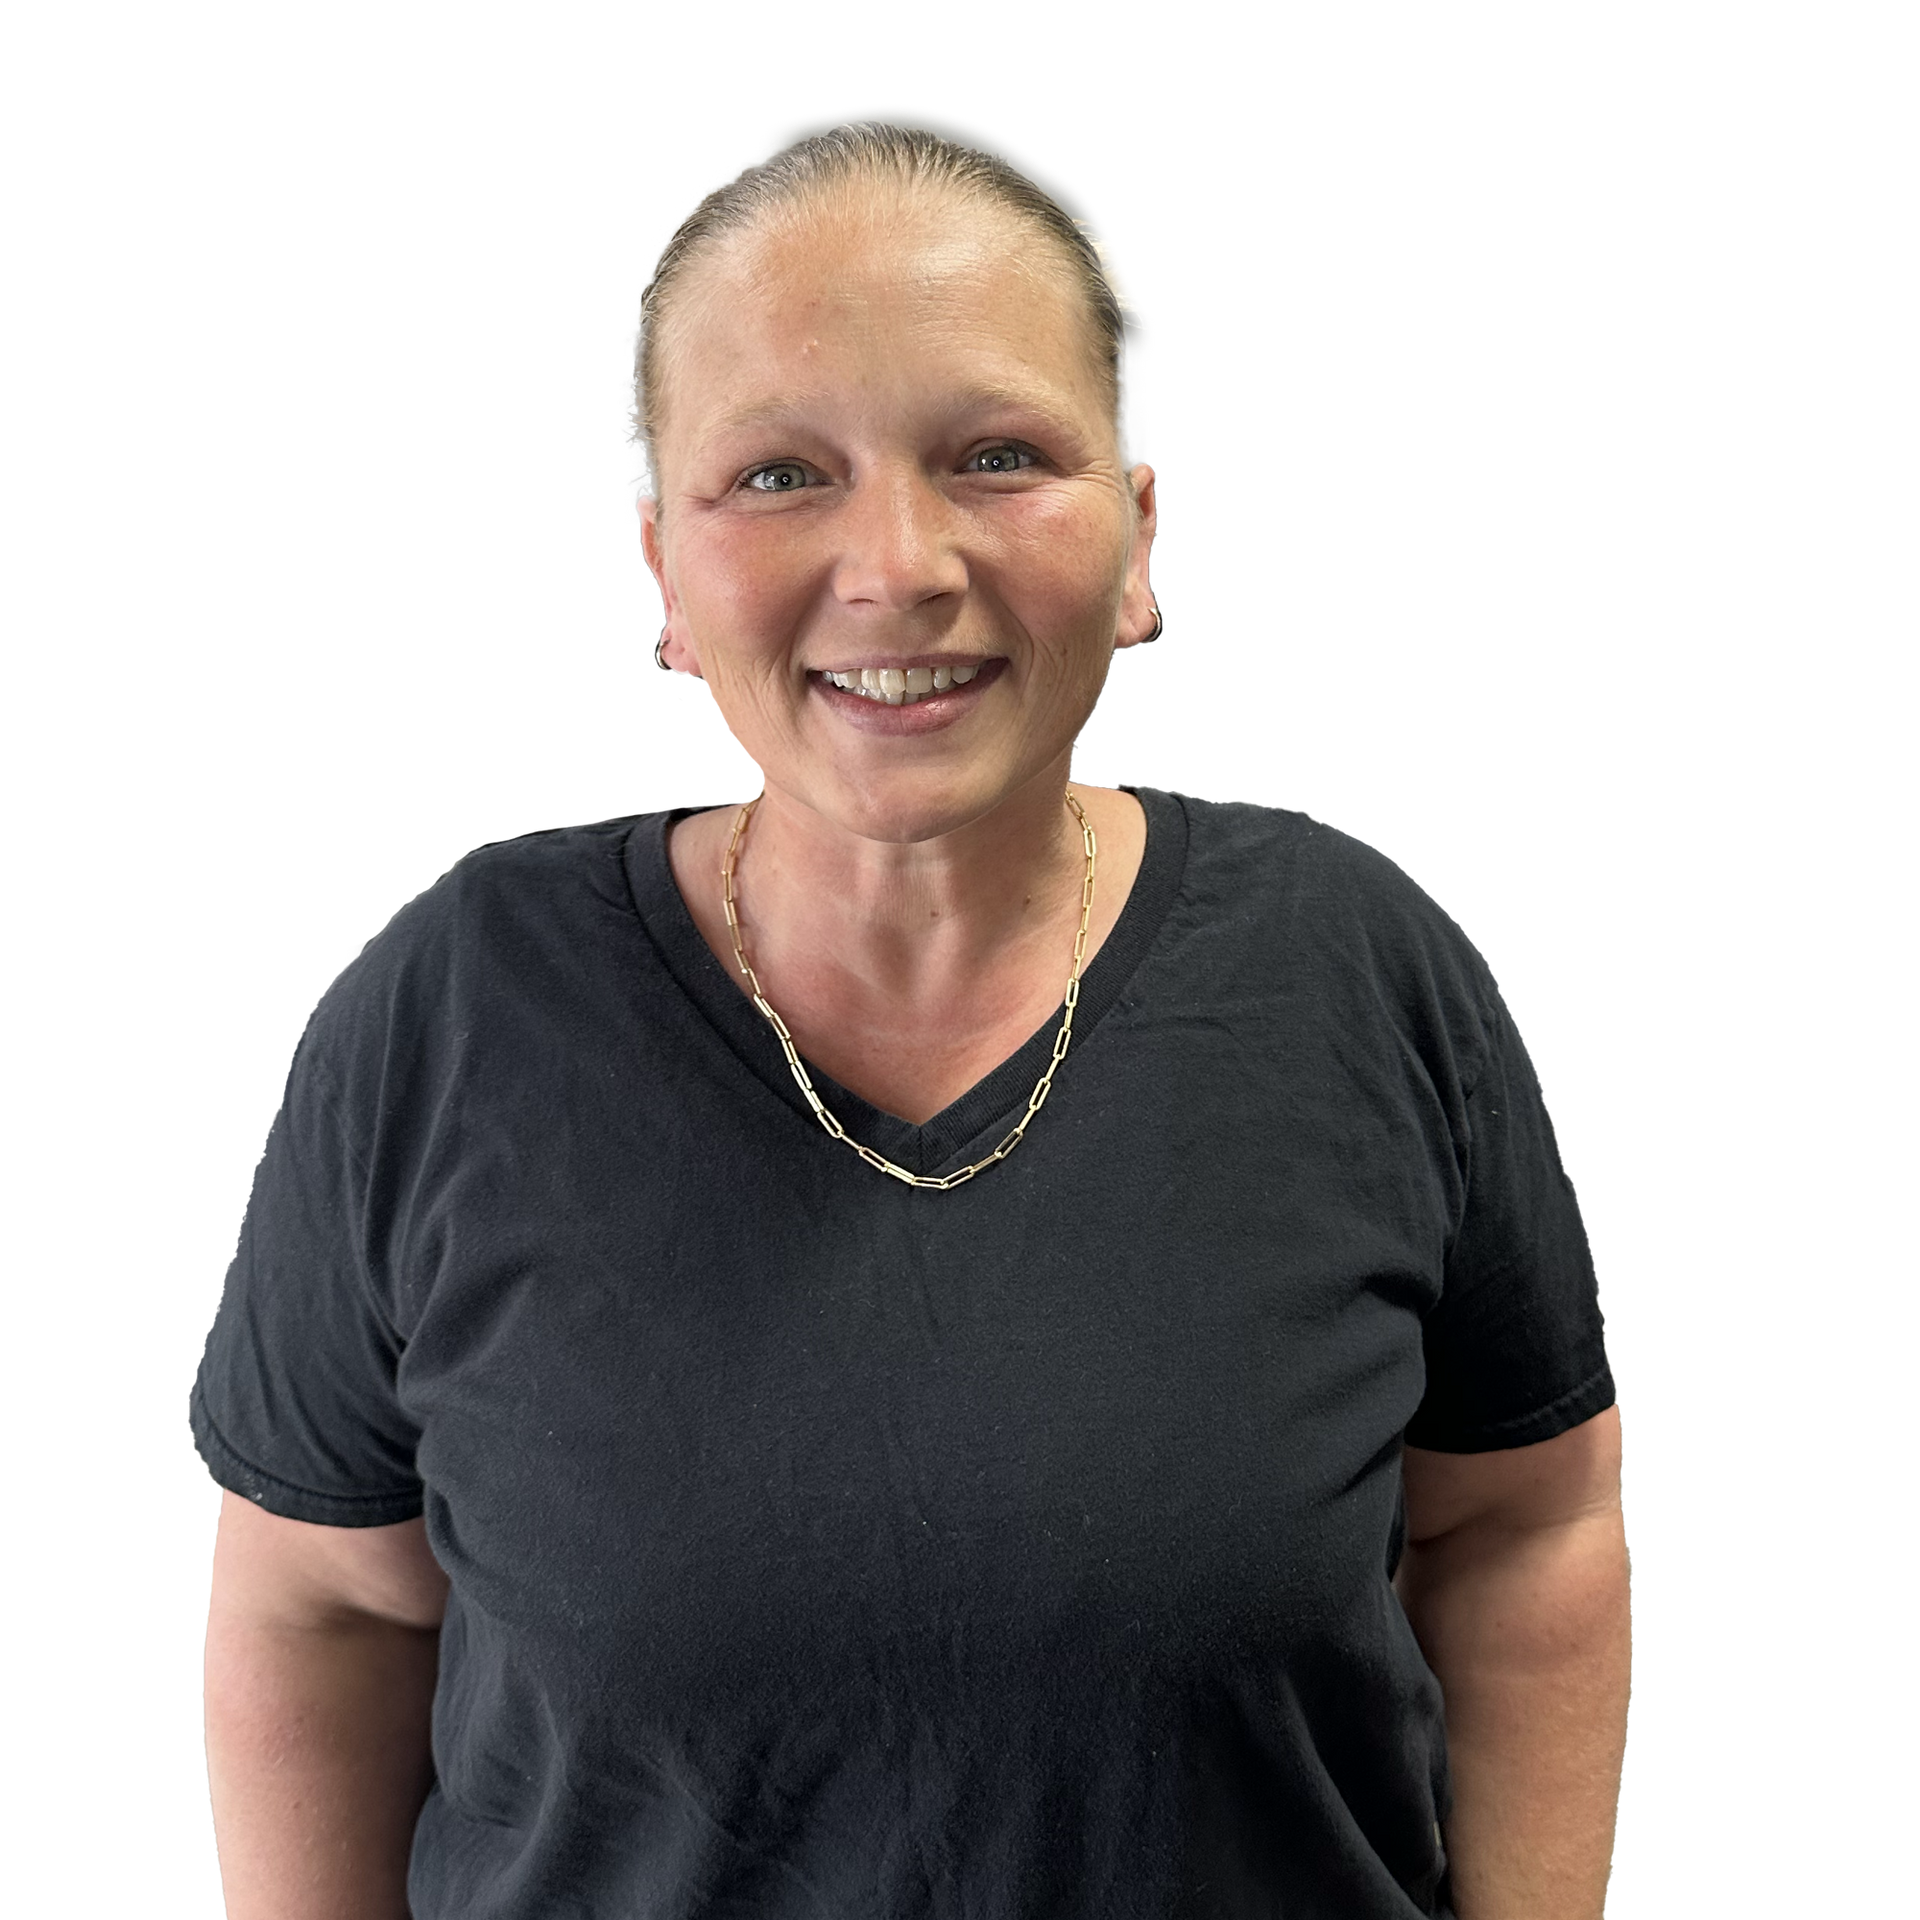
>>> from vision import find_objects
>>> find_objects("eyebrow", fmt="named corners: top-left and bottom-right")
top-left (704, 382), bottom-right (1088, 442)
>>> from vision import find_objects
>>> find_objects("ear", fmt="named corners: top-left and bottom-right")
top-left (641, 495), bottom-right (702, 683)
top-left (1112, 464), bottom-right (1160, 650)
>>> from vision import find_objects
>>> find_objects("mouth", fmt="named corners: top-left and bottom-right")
top-left (808, 657), bottom-right (1005, 709)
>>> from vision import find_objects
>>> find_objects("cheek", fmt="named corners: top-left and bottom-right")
top-left (706, 552), bottom-right (802, 633)
top-left (679, 514), bottom-right (806, 618)
top-left (1021, 514), bottom-right (1121, 641)
top-left (1021, 491), bottom-right (1121, 587)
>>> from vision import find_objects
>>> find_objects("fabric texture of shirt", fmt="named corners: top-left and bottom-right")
top-left (191, 788), bottom-right (1613, 1919)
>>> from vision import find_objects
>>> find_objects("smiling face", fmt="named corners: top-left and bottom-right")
top-left (641, 183), bottom-right (1156, 845)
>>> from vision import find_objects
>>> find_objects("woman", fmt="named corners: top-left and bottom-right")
top-left (196, 126), bottom-right (1628, 1919)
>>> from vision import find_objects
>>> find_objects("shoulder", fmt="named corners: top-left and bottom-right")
top-left (307, 814), bottom-right (652, 1090)
top-left (1144, 783), bottom-right (1505, 1067)
top-left (1164, 793), bottom-right (1483, 960)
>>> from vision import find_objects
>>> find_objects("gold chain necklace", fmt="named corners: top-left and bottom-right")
top-left (721, 789), bottom-right (1097, 1191)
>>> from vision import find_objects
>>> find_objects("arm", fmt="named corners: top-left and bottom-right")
top-left (204, 1491), bottom-right (449, 1920)
top-left (203, 1605), bottom-right (441, 1920)
top-left (1397, 1505), bottom-right (1635, 1912)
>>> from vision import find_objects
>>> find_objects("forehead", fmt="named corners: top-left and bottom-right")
top-left (695, 186), bottom-right (1044, 311)
top-left (653, 185), bottom-right (1109, 444)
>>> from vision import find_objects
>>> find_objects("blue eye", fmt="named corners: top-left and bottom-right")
top-left (737, 445), bottom-right (1044, 495)
top-left (741, 462), bottom-right (810, 491)
top-left (975, 447), bottom-right (1036, 478)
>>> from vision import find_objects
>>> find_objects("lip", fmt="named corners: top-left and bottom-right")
top-left (811, 653), bottom-right (998, 674)
top-left (807, 656), bottom-right (1007, 734)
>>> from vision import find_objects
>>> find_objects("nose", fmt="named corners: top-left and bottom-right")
top-left (831, 464), bottom-right (969, 614)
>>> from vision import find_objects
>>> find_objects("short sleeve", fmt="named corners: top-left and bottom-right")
top-left (1403, 998), bottom-right (1615, 1452)
top-left (190, 1031), bottom-right (425, 1525)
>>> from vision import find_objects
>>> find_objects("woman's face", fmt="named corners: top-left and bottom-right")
top-left (641, 186), bottom-right (1156, 845)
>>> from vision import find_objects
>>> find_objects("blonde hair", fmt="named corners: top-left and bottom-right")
top-left (633, 123), bottom-right (1125, 473)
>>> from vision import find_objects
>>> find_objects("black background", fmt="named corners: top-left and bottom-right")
top-left (161, 78), bottom-right (1712, 1920)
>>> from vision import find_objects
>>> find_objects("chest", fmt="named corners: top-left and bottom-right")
top-left (665, 801), bottom-right (1147, 1128)
top-left (755, 980), bottom-right (1078, 1128)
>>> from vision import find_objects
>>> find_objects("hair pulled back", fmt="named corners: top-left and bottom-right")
top-left (625, 123), bottom-right (1152, 522)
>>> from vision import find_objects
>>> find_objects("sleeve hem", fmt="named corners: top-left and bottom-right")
top-left (190, 1382), bottom-right (425, 1528)
top-left (1403, 1361), bottom-right (1617, 1455)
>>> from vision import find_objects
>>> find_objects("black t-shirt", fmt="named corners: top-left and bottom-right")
top-left (192, 789), bottom-right (1612, 1919)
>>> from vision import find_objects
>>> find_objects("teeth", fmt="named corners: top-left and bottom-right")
top-left (818, 663), bottom-right (991, 706)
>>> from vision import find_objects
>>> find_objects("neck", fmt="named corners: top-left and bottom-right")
top-left (732, 759), bottom-right (1086, 999)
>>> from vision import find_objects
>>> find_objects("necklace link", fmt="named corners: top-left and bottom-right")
top-left (721, 790), bottom-right (1098, 1191)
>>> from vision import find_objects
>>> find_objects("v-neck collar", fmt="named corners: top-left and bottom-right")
top-left (622, 788), bottom-right (1190, 1178)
